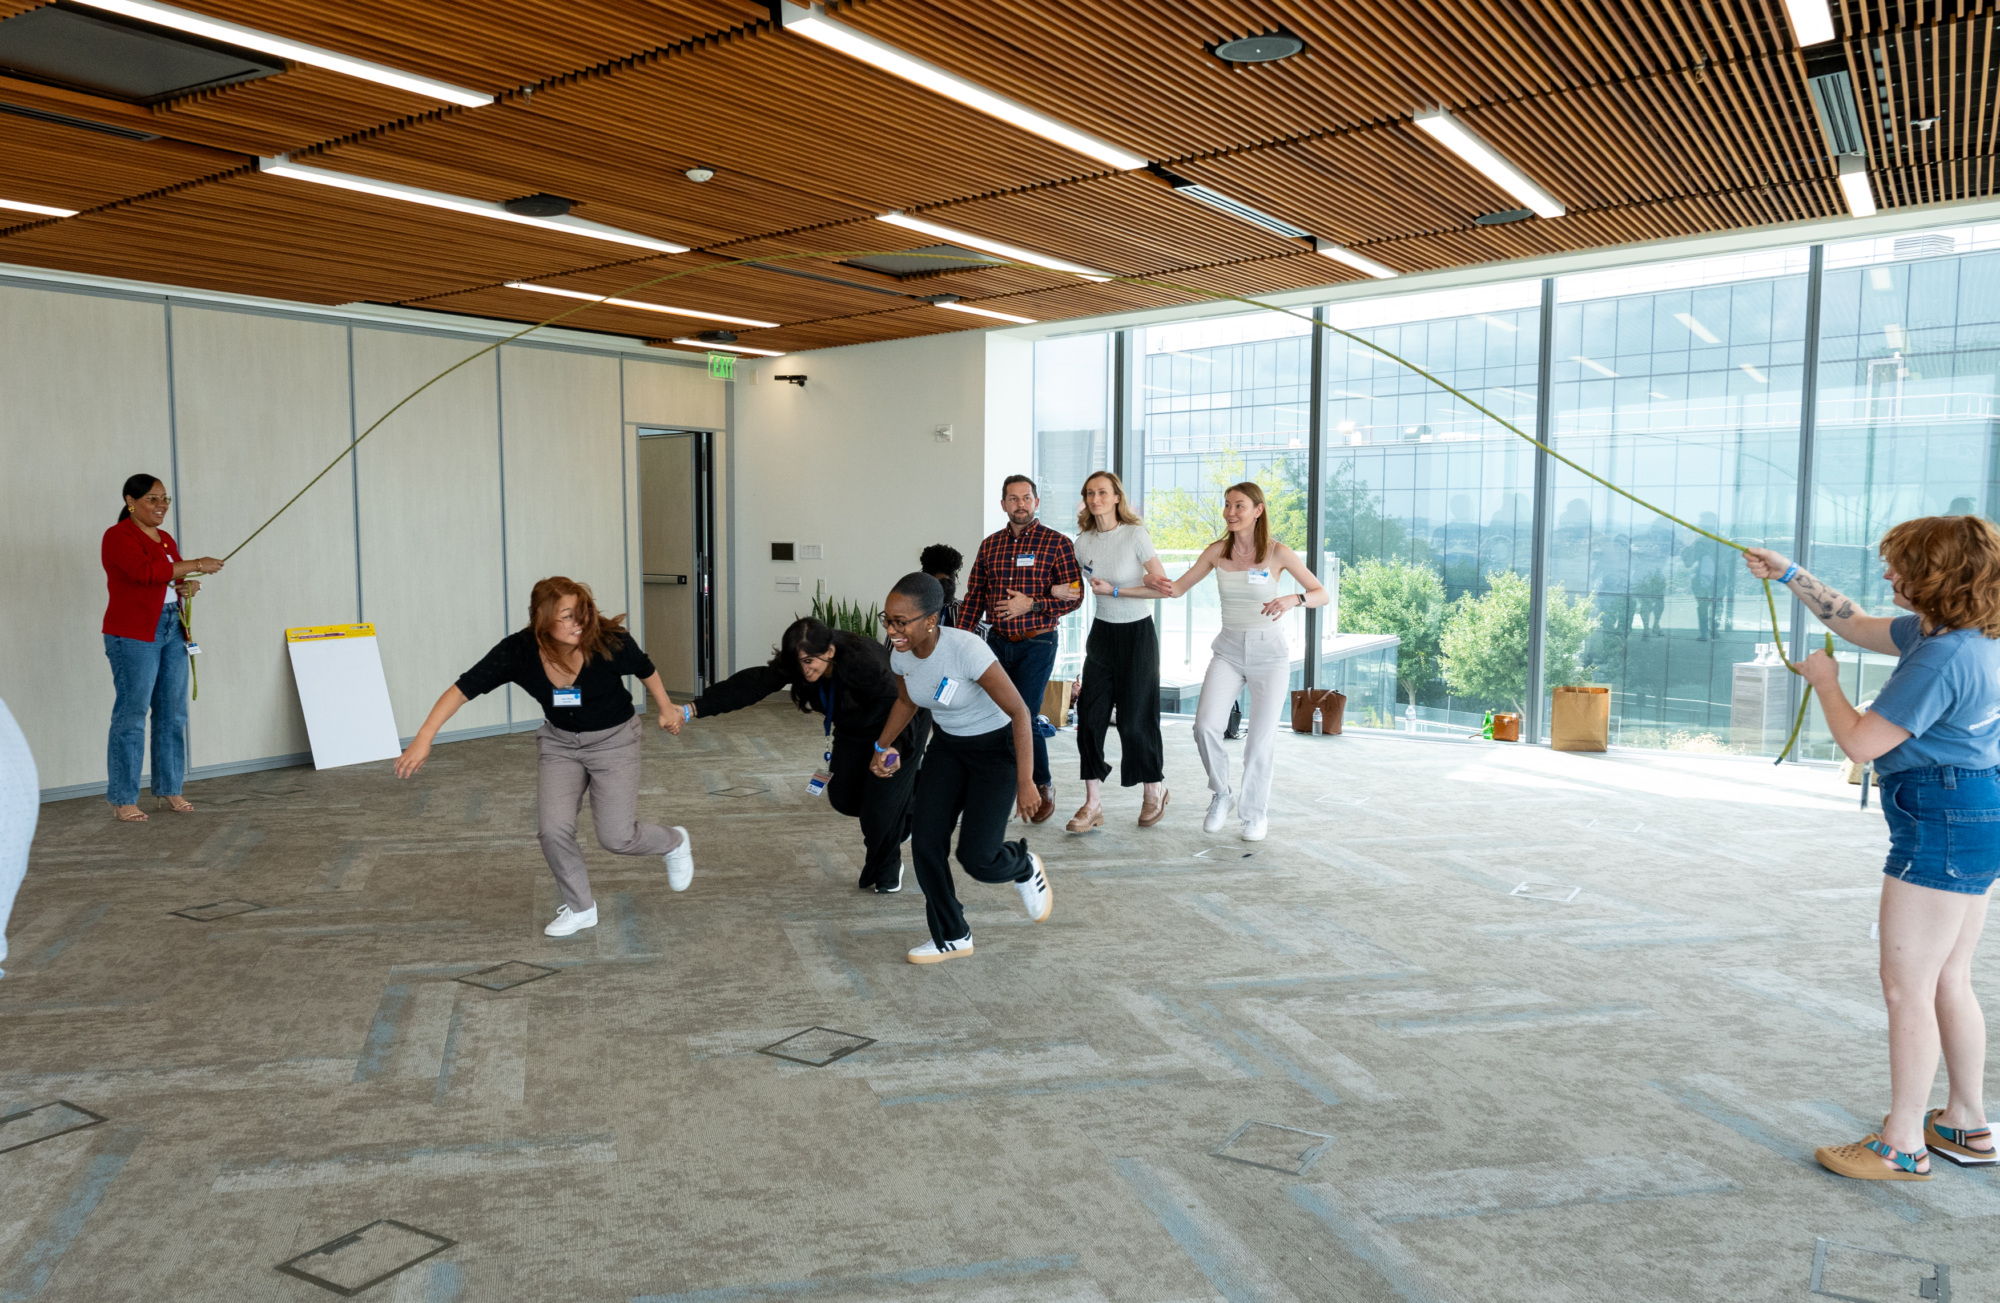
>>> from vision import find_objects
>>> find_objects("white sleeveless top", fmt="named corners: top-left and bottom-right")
top-left (1215, 566), bottom-right (1279, 631)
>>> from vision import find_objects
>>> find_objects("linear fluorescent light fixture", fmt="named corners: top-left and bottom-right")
top-left (69, 0), bottom-right (492, 106)
top-left (505, 282), bottom-right (775, 328)
top-left (1313, 238), bottom-right (1397, 279)
top-left (877, 212), bottom-right (1110, 281)
top-left (1167, 180), bottom-right (1309, 239)
top-left (1780, 0), bottom-right (1837, 46)
top-left (673, 337), bottom-right (782, 356)
top-left (774, 2), bottom-right (1145, 171)
top-left (0, 197), bottom-right (78, 217)
top-left (1412, 108), bottom-right (1565, 219)
top-left (1674, 312), bottom-right (1720, 343)
top-left (259, 158), bottom-right (688, 254)
top-left (1837, 152), bottom-right (1877, 218)
top-left (933, 301), bottom-right (1036, 324)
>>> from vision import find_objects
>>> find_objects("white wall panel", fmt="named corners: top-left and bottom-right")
top-left (171, 307), bottom-right (355, 770)
top-left (352, 329), bottom-right (507, 738)
top-left (500, 345), bottom-right (625, 719)
top-left (0, 287), bottom-right (172, 791)
top-left (623, 356), bottom-right (722, 430)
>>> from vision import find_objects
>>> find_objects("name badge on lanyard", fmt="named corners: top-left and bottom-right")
top-left (807, 756), bottom-right (833, 796)
top-left (552, 686), bottom-right (582, 707)
top-left (1015, 554), bottom-right (1036, 567)
top-left (1247, 568), bottom-right (1273, 586)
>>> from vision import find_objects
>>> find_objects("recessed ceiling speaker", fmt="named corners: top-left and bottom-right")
top-left (1209, 30), bottom-right (1305, 65)
top-left (693, 330), bottom-right (739, 344)
top-left (685, 165), bottom-right (716, 182)
top-left (503, 193), bottom-right (574, 217)
top-left (1474, 207), bottom-right (1534, 226)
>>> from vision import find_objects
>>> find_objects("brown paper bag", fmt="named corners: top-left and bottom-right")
top-left (1290, 689), bottom-right (1345, 734)
top-left (1041, 678), bottom-right (1073, 725)
top-left (1550, 685), bottom-right (1610, 752)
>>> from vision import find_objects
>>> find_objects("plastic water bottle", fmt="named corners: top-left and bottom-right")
top-left (1311, 706), bottom-right (1323, 736)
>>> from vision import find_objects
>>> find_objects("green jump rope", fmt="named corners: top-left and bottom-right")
top-left (197, 249), bottom-right (1828, 761)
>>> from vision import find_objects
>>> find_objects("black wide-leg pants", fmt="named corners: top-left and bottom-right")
top-left (1076, 618), bottom-right (1165, 786)
top-left (827, 720), bottom-right (925, 887)
top-left (909, 724), bottom-right (1032, 945)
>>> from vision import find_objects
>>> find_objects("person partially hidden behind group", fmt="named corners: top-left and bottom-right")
top-left (958, 476), bottom-right (1081, 822)
top-left (668, 616), bottom-right (923, 893)
top-left (873, 572), bottom-right (1051, 963)
top-left (102, 473), bottom-right (224, 821)
top-left (1054, 470), bottom-right (1170, 831)
top-left (921, 543), bottom-right (964, 629)
top-left (1747, 519), bottom-right (1999, 1179)
top-left (395, 577), bottom-right (693, 936)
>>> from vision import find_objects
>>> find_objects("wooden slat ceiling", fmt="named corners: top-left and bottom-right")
top-left (0, 0), bottom-right (1991, 357)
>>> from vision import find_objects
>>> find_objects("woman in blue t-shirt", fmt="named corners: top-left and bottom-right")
top-left (1747, 516), bottom-right (2000, 1181)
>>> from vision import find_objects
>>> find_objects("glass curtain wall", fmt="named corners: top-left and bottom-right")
top-left (1544, 249), bottom-right (1809, 752)
top-left (1032, 333), bottom-right (1112, 686)
top-left (1798, 225), bottom-right (2000, 758)
top-left (1319, 282), bottom-right (1542, 731)
top-left (1135, 312), bottom-right (1313, 710)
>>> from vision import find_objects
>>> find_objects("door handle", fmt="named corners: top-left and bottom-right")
top-left (644, 574), bottom-right (688, 585)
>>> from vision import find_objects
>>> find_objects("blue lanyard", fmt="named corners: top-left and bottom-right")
top-left (820, 682), bottom-right (834, 738)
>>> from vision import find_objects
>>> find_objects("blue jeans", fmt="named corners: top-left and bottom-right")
top-left (1880, 765), bottom-right (2000, 896)
top-left (988, 630), bottom-right (1059, 787)
top-left (104, 605), bottom-right (189, 805)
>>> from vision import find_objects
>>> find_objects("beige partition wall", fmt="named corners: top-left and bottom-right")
top-left (172, 306), bottom-right (357, 770)
top-left (352, 329), bottom-right (507, 739)
top-left (500, 345), bottom-right (625, 720)
top-left (0, 287), bottom-right (174, 792)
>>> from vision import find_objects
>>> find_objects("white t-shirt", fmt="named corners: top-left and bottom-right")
top-left (891, 626), bottom-right (1010, 737)
top-left (1071, 523), bottom-right (1159, 624)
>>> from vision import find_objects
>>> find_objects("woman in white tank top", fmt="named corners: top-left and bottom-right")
top-left (1150, 481), bottom-right (1329, 841)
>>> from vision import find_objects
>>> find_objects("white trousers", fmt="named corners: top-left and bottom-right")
top-left (1192, 628), bottom-right (1291, 824)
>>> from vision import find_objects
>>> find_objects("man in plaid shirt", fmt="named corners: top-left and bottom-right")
top-left (959, 474), bottom-right (1082, 823)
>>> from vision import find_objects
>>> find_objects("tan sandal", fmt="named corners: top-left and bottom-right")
top-left (1139, 786), bottom-right (1170, 827)
top-left (1065, 803), bottom-right (1104, 833)
top-left (1925, 1109), bottom-right (1997, 1166)
top-left (1815, 1134), bottom-right (1931, 1180)
top-left (155, 795), bottom-right (195, 814)
top-left (112, 804), bottom-right (148, 822)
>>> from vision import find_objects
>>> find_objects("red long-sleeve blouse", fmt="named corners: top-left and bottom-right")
top-left (101, 518), bottom-right (181, 641)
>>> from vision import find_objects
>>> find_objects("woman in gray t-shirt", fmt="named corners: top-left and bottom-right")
top-left (1055, 471), bottom-right (1171, 832)
top-left (870, 573), bottom-right (1053, 964)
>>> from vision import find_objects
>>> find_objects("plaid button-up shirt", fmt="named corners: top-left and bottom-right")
top-left (959, 519), bottom-right (1082, 640)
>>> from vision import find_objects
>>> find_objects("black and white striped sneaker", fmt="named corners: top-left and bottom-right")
top-left (1015, 851), bottom-right (1052, 922)
top-left (908, 935), bottom-right (972, 964)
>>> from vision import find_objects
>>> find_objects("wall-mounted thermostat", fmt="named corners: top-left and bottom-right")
top-left (771, 542), bottom-right (795, 561)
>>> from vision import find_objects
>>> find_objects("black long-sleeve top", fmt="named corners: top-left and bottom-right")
top-left (455, 628), bottom-right (655, 733)
top-left (691, 631), bottom-right (903, 742)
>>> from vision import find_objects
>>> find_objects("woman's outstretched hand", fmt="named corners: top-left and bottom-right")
top-left (869, 747), bottom-right (900, 778)
top-left (1743, 547), bottom-right (1791, 581)
top-left (394, 738), bottom-right (431, 779)
top-left (1145, 574), bottom-right (1175, 597)
top-left (660, 708), bottom-right (680, 734)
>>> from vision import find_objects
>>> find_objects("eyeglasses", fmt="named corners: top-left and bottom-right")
top-left (137, 495), bottom-right (170, 506)
top-left (878, 612), bottom-right (935, 632)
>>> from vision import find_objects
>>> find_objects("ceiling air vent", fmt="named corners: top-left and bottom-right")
top-left (1804, 46), bottom-right (1866, 156)
top-left (503, 193), bottom-right (575, 217)
top-left (0, 100), bottom-right (158, 140)
top-left (840, 243), bottom-right (1004, 279)
top-left (0, 4), bottom-right (284, 104)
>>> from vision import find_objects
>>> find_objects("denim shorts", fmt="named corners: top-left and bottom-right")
top-left (1880, 766), bottom-right (2000, 896)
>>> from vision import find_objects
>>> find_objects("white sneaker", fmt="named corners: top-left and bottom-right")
top-left (1015, 851), bottom-right (1052, 922)
top-left (1203, 792), bottom-right (1235, 833)
top-left (908, 935), bottom-right (973, 964)
top-left (1240, 817), bottom-right (1268, 842)
top-left (663, 828), bottom-right (693, 891)
top-left (544, 904), bottom-right (597, 937)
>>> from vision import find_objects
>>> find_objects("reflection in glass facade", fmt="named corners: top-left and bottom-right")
top-left (1026, 216), bottom-right (2000, 758)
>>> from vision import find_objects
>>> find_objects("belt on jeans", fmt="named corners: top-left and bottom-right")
top-left (993, 629), bottom-right (1054, 644)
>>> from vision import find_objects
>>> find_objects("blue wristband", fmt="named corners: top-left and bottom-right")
top-left (873, 742), bottom-right (890, 753)
top-left (1778, 564), bottom-right (1799, 585)
top-left (1111, 585), bottom-right (1119, 598)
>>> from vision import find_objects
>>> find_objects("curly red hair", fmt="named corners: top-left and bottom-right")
top-left (1878, 515), bottom-right (2000, 637)
top-left (527, 577), bottom-right (628, 664)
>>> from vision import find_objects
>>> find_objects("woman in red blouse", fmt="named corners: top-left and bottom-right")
top-left (102, 474), bottom-right (223, 821)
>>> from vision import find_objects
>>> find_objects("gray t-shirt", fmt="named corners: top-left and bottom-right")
top-left (891, 626), bottom-right (1011, 737)
top-left (1072, 523), bottom-right (1160, 624)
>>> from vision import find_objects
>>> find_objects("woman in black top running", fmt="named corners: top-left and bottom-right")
top-left (670, 617), bottom-right (924, 892)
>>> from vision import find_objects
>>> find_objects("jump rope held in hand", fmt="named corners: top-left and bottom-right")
top-left (199, 249), bottom-right (1824, 760)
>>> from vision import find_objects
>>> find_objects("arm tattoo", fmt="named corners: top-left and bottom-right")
top-left (1792, 571), bottom-right (1856, 622)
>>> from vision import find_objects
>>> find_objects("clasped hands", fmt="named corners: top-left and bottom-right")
top-left (1049, 575), bottom-right (1175, 601)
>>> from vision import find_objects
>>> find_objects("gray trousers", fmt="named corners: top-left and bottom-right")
top-left (536, 716), bottom-right (680, 912)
